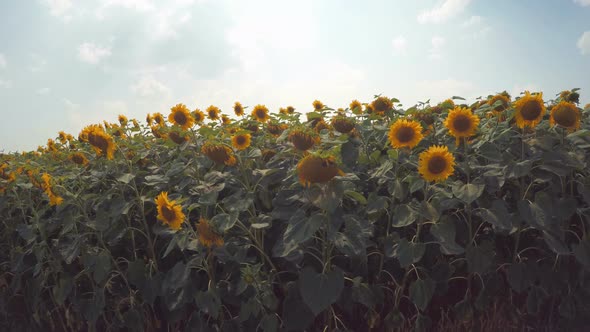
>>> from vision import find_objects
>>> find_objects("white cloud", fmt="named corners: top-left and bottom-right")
top-left (37, 87), bottom-right (51, 95)
top-left (0, 54), bottom-right (6, 68)
top-left (42, 0), bottom-right (73, 18)
top-left (78, 43), bottom-right (112, 64)
top-left (131, 76), bottom-right (171, 97)
top-left (577, 31), bottom-right (590, 55)
top-left (392, 36), bottom-right (407, 55)
top-left (429, 36), bottom-right (446, 59)
top-left (414, 78), bottom-right (479, 103)
top-left (461, 15), bottom-right (481, 27)
top-left (573, 0), bottom-right (590, 7)
top-left (418, 0), bottom-right (471, 24)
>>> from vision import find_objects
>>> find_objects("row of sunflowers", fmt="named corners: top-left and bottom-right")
top-left (1, 89), bottom-right (589, 331)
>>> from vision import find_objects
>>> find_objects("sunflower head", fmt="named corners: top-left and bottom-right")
top-left (169, 131), bottom-right (190, 145)
top-left (331, 116), bottom-right (356, 134)
top-left (365, 104), bottom-right (374, 114)
top-left (559, 90), bottom-right (580, 104)
top-left (69, 152), bottom-right (89, 166)
top-left (206, 105), bottom-right (221, 121)
top-left (418, 145), bottom-right (455, 182)
top-left (388, 119), bottom-right (424, 149)
top-left (58, 131), bottom-right (68, 144)
top-left (82, 125), bottom-right (116, 159)
top-left (488, 94), bottom-right (511, 114)
top-left (151, 125), bottom-right (167, 139)
top-left (286, 106), bottom-right (295, 114)
top-left (234, 101), bottom-right (244, 116)
top-left (192, 108), bottom-right (205, 123)
top-left (201, 142), bottom-right (237, 166)
top-left (513, 91), bottom-right (546, 129)
top-left (153, 113), bottom-right (165, 126)
top-left (118, 114), bottom-right (128, 126)
top-left (550, 101), bottom-right (580, 131)
top-left (40, 173), bottom-right (64, 206)
top-left (231, 132), bottom-right (251, 150)
top-left (169, 103), bottom-right (194, 130)
top-left (196, 217), bottom-right (224, 248)
top-left (251, 104), bottom-right (270, 123)
top-left (314, 119), bottom-right (332, 132)
top-left (444, 106), bottom-right (480, 141)
top-left (46, 139), bottom-right (58, 152)
top-left (349, 100), bottom-right (363, 114)
top-left (155, 192), bottom-right (185, 230)
top-left (413, 111), bottom-right (435, 126)
top-left (297, 154), bottom-right (344, 187)
top-left (312, 100), bottom-right (325, 111)
top-left (441, 99), bottom-right (455, 110)
top-left (261, 149), bottom-right (276, 162)
top-left (267, 122), bottom-right (288, 136)
top-left (584, 103), bottom-right (590, 111)
top-left (371, 96), bottom-right (393, 115)
top-left (146, 113), bottom-right (154, 126)
top-left (221, 114), bottom-right (231, 125)
top-left (288, 128), bottom-right (320, 151)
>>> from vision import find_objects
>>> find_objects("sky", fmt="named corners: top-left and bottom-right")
top-left (0, 0), bottom-right (589, 152)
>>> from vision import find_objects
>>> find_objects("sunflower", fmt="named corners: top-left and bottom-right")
top-left (413, 111), bottom-right (435, 126)
top-left (444, 106), bottom-right (480, 144)
top-left (331, 116), bottom-right (356, 134)
top-left (46, 139), bottom-right (58, 152)
top-left (169, 103), bottom-right (194, 130)
top-left (513, 91), bottom-right (546, 129)
top-left (288, 129), bottom-right (320, 151)
top-left (41, 173), bottom-right (64, 206)
top-left (312, 100), bottom-right (324, 111)
top-left (58, 131), bottom-right (68, 144)
top-left (80, 125), bottom-right (115, 159)
top-left (153, 113), bottom-right (165, 126)
top-left (488, 94), bottom-right (511, 114)
top-left (349, 100), bottom-right (363, 114)
top-left (279, 107), bottom-right (287, 115)
top-left (196, 217), bottom-right (224, 248)
top-left (441, 99), bottom-right (455, 109)
top-left (371, 96), bottom-right (393, 115)
top-left (221, 114), bottom-right (231, 125)
top-left (155, 192), bottom-right (185, 230)
top-left (388, 119), bottom-right (424, 149)
top-left (151, 125), bottom-right (167, 139)
top-left (584, 103), bottom-right (590, 111)
top-left (118, 114), bottom-right (128, 126)
top-left (146, 113), bottom-right (154, 126)
top-left (169, 131), bottom-right (189, 145)
top-left (560, 90), bottom-right (580, 104)
top-left (234, 102), bottom-right (244, 116)
top-left (251, 104), bottom-right (270, 123)
top-left (132, 119), bottom-right (139, 128)
top-left (69, 152), bottom-right (89, 166)
top-left (418, 145), bottom-right (455, 182)
top-left (267, 122), bottom-right (288, 136)
top-left (550, 101), bottom-right (580, 131)
top-left (297, 155), bottom-right (344, 187)
top-left (365, 104), bottom-right (374, 114)
top-left (286, 106), bottom-right (295, 114)
top-left (192, 108), bottom-right (205, 124)
top-left (231, 132), bottom-right (251, 150)
top-left (206, 105), bottom-right (221, 120)
top-left (201, 142), bottom-right (237, 166)
top-left (261, 149), bottom-right (276, 162)
top-left (314, 119), bottom-right (331, 132)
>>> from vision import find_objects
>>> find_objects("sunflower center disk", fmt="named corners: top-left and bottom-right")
top-left (553, 107), bottom-right (576, 127)
top-left (174, 112), bottom-right (187, 125)
top-left (452, 115), bottom-right (472, 133)
top-left (427, 156), bottom-right (447, 175)
top-left (521, 101), bottom-right (542, 121)
top-left (236, 136), bottom-right (246, 145)
top-left (395, 126), bottom-right (415, 143)
top-left (162, 205), bottom-right (177, 222)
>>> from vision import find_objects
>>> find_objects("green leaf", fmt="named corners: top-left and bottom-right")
top-left (452, 183), bottom-right (485, 204)
top-left (391, 204), bottom-right (416, 227)
top-left (116, 173), bottom-right (135, 184)
top-left (260, 314), bottom-right (279, 332)
top-left (392, 239), bottom-right (426, 268)
top-left (299, 267), bottom-right (345, 316)
top-left (506, 263), bottom-right (528, 293)
top-left (431, 219), bottom-right (464, 255)
top-left (477, 200), bottom-right (512, 231)
top-left (543, 230), bottom-right (569, 255)
top-left (452, 96), bottom-right (466, 100)
top-left (418, 201), bottom-right (440, 222)
top-left (195, 289), bottom-right (221, 318)
top-left (344, 190), bottom-right (367, 205)
top-left (466, 243), bottom-right (493, 274)
top-left (409, 278), bottom-right (435, 311)
top-left (284, 212), bottom-right (325, 244)
top-left (210, 213), bottom-right (237, 232)
top-left (367, 195), bottom-right (389, 219)
top-left (52, 275), bottom-right (73, 305)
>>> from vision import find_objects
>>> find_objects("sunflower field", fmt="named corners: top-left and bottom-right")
top-left (1, 90), bottom-right (590, 331)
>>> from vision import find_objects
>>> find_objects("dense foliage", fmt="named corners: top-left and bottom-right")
top-left (1, 90), bottom-right (590, 331)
